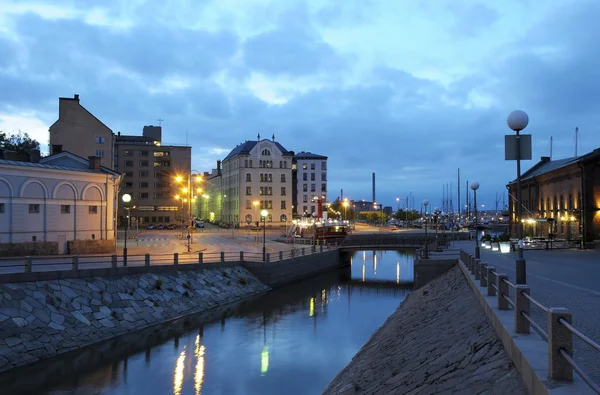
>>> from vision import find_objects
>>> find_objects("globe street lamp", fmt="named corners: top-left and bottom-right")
top-left (507, 110), bottom-right (529, 284)
top-left (122, 193), bottom-right (132, 266)
top-left (470, 182), bottom-right (480, 259)
top-left (261, 209), bottom-right (268, 261)
top-left (423, 199), bottom-right (429, 259)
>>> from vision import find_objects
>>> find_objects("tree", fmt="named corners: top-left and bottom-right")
top-left (327, 198), bottom-right (356, 221)
top-left (0, 131), bottom-right (40, 153)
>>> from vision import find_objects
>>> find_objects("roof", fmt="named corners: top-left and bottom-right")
top-left (509, 148), bottom-right (600, 184)
top-left (0, 158), bottom-right (118, 176)
top-left (50, 96), bottom-right (113, 132)
top-left (294, 151), bottom-right (328, 160)
top-left (223, 140), bottom-right (291, 161)
top-left (38, 151), bottom-right (120, 176)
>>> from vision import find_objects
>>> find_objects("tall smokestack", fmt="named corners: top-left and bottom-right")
top-left (341, 189), bottom-right (344, 201)
top-left (372, 172), bottom-right (376, 203)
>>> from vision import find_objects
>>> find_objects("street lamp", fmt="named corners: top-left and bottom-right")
top-left (470, 182), bottom-right (480, 259)
top-left (507, 110), bottom-right (529, 284)
top-left (122, 193), bottom-right (131, 266)
top-left (423, 199), bottom-right (429, 259)
top-left (175, 172), bottom-right (203, 252)
top-left (261, 209), bottom-right (268, 261)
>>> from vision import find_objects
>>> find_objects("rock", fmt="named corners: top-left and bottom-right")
top-left (98, 318), bottom-right (115, 328)
top-left (5, 337), bottom-right (22, 347)
top-left (32, 291), bottom-right (45, 299)
top-left (19, 300), bottom-right (33, 313)
top-left (12, 318), bottom-right (27, 327)
top-left (72, 311), bottom-right (90, 326)
top-left (50, 313), bottom-right (65, 325)
top-left (48, 322), bottom-right (65, 331)
top-left (0, 313), bottom-right (9, 322)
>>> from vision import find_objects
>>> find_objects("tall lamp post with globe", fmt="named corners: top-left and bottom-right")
top-left (470, 182), bottom-right (480, 259)
top-left (261, 209), bottom-right (268, 261)
top-left (423, 199), bottom-right (429, 259)
top-left (122, 193), bottom-right (132, 266)
top-left (506, 110), bottom-right (531, 284)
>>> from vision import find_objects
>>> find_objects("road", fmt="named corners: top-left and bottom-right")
top-left (455, 240), bottom-right (600, 383)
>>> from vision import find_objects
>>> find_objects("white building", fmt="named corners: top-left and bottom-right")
top-left (0, 151), bottom-right (121, 254)
top-left (293, 151), bottom-right (328, 217)
top-left (220, 135), bottom-right (294, 226)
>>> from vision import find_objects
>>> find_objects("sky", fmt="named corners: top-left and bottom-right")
top-left (1, 0), bottom-right (599, 212)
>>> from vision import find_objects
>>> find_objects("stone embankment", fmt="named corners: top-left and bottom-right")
top-left (323, 265), bottom-right (528, 395)
top-left (0, 267), bottom-right (269, 373)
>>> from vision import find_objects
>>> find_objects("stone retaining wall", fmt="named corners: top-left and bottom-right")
top-left (0, 266), bottom-right (269, 375)
top-left (67, 239), bottom-right (115, 255)
top-left (323, 265), bottom-right (527, 394)
top-left (0, 242), bottom-right (58, 257)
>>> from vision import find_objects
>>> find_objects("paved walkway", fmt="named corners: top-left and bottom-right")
top-left (323, 266), bottom-right (526, 395)
top-left (454, 240), bottom-right (600, 383)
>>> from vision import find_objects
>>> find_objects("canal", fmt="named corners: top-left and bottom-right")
top-left (38, 250), bottom-right (414, 395)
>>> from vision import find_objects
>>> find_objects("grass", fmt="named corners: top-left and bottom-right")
top-left (238, 276), bottom-right (247, 285)
top-left (153, 301), bottom-right (159, 307)
top-left (155, 279), bottom-right (163, 290)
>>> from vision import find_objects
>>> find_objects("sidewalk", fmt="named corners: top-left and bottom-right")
top-left (453, 240), bottom-right (600, 383)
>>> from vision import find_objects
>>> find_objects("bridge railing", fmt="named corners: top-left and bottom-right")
top-left (460, 250), bottom-right (600, 393)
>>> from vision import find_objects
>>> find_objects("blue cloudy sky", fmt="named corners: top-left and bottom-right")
top-left (0, 0), bottom-right (598, 211)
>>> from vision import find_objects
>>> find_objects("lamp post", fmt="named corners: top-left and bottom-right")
top-left (261, 209), bottom-right (268, 261)
top-left (122, 194), bottom-right (131, 266)
top-left (433, 207), bottom-right (440, 236)
top-left (507, 110), bottom-right (529, 284)
top-left (423, 199), bottom-right (429, 258)
top-left (175, 172), bottom-right (203, 252)
top-left (470, 182), bottom-right (480, 259)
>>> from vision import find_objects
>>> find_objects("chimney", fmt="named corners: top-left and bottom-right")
top-left (74, 94), bottom-right (79, 101)
top-left (2, 150), bottom-right (17, 161)
top-left (217, 160), bottom-right (222, 176)
top-left (372, 172), bottom-right (376, 203)
top-left (29, 149), bottom-right (40, 163)
top-left (88, 156), bottom-right (101, 171)
top-left (541, 156), bottom-right (551, 162)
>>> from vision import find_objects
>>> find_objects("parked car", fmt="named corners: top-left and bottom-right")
top-left (157, 224), bottom-right (167, 230)
top-left (146, 224), bottom-right (156, 230)
top-left (167, 224), bottom-right (178, 230)
top-left (195, 221), bottom-right (205, 228)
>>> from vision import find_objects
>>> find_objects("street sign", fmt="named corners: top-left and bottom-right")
top-left (505, 134), bottom-right (532, 160)
top-left (187, 234), bottom-right (191, 239)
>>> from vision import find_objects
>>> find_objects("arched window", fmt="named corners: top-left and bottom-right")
top-left (245, 214), bottom-right (252, 223)
top-left (246, 173), bottom-right (251, 182)
top-left (267, 214), bottom-right (273, 222)
top-left (261, 149), bottom-right (271, 156)
top-left (280, 214), bottom-right (287, 222)
top-left (280, 174), bottom-right (286, 182)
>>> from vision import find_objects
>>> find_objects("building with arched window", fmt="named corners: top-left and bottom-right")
top-left (0, 151), bottom-right (121, 255)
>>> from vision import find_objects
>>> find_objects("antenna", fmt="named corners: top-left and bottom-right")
top-left (157, 118), bottom-right (164, 126)
top-left (550, 136), bottom-right (553, 159)
top-left (575, 127), bottom-right (579, 156)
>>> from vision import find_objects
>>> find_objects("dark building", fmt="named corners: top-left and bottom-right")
top-left (507, 148), bottom-right (600, 247)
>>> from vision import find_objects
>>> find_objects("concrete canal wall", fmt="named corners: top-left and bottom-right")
top-left (323, 265), bottom-right (527, 395)
top-left (0, 266), bottom-right (269, 377)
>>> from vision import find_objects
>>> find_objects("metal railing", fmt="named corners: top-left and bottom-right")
top-left (0, 245), bottom-right (339, 274)
top-left (460, 250), bottom-right (600, 393)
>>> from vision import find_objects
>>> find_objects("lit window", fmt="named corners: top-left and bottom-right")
top-left (60, 205), bottom-right (70, 214)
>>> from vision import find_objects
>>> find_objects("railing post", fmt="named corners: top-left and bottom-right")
top-left (266, 253), bottom-right (270, 264)
top-left (221, 252), bottom-right (225, 262)
top-left (198, 252), bottom-right (203, 264)
top-left (320, 244), bottom-right (323, 252)
top-left (111, 254), bottom-right (117, 269)
top-left (468, 255), bottom-right (474, 272)
top-left (487, 267), bottom-right (496, 296)
top-left (514, 285), bottom-right (530, 334)
top-left (145, 253), bottom-right (150, 267)
top-left (474, 259), bottom-right (481, 280)
top-left (480, 263), bottom-right (487, 287)
top-left (72, 256), bottom-right (79, 271)
top-left (25, 256), bottom-right (32, 273)
top-left (302, 248), bottom-right (305, 256)
top-left (548, 308), bottom-right (573, 381)
top-left (497, 274), bottom-right (509, 310)
top-left (240, 251), bottom-right (244, 262)
top-left (279, 251), bottom-right (283, 260)
top-left (174, 253), bottom-right (179, 266)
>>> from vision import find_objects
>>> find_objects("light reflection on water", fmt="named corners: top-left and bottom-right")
top-left (41, 250), bottom-right (414, 395)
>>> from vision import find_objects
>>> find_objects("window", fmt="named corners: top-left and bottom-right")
top-left (261, 149), bottom-right (271, 156)
top-left (321, 184), bottom-right (327, 192)
top-left (124, 150), bottom-right (134, 157)
top-left (559, 195), bottom-right (564, 211)
top-left (281, 201), bottom-right (286, 209)
top-left (311, 205), bottom-right (315, 213)
top-left (311, 163), bottom-right (315, 170)
top-left (568, 194), bottom-right (573, 210)
top-left (284, 161), bottom-right (288, 168)
top-left (246, 200), bottom-right (252, 209)
top-left (89, 206), bottom-right (98, 214)
top-left (140, 193), bottom-right (149, 199)
top-left (140, 151), bottom-right (149, 157)
top-left (140, 160), bottom-right (149, 167)
top-left (249, 160), bottom-right (253, 168)
top-left (125, 171), bottom-right (133, 177)
top-left (321, 161), bottom-right (327, 170)
top-left (259, 187), bottom-right (264, 195)
top-left (139, 171), bottom-right (148, 177)
top-left (246, 173), bottom-right (251, 182)
top-left (245, 214), bottom-right (252, 222)
top-left (95, 136), bottom-right (105, 144)
top-left (125, 161), bottom-right (134, 167)
top-left (154, 151), bottom-right (170, 157)
top-left (125, 182), bottom-right (133, 188)
top-left (140, 182), bottom-right (149, 188)
top-left (61, 205), bottom-right (70, 214)
top-left (95, 149), bottom-right (104, 157)
top-left (303, 184), bottom-right (308, 192)
top-left (246, 187), bottom-right (252, 195)
top-left (302, 163), bottom-right (307, 170)
top-left (280, 214), bottom-right (287, 222)
top-left (281, 174), bottom-right (286, 182)
top-left (245, 159), bottom-right (249, 167)
top-left (281, 187), bottom-right (286, 195)
top-left (303, 195), bottom-right (308, 203)
top-left (0, 203), bottom-right (4, 213)
top-left (279, 161), bottom-right (282, 168)
top-left (321, 172), bottom-right (327, 181)
top-left (311, 184), bottom-right (316, 192)
top-left (29, 204), bottom-right (40, 213)
top-left (303, 205), bottom-right (308, 213)
top-left (311, 173), bottom-right (315, 181)
top-left (303, 173), bottom-right (308, 181)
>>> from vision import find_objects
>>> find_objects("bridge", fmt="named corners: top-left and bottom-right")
top-left (338, 233), bottom-right (468, 250)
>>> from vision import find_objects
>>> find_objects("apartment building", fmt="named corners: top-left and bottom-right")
top-left (507, 148), bottom-right (600, 247)
top-left (292, 151), bottom-right (328, 217)
top-left (196, 165), bottom-right (222, 222)
top-left (49, 94), bottom-right (114, 169)
top-left (114, 127), bottom-right (191, 226)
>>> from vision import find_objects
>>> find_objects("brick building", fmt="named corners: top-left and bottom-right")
top-left (507, 148), bottom-right (600, 247)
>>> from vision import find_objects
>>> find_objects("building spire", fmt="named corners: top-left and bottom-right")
top-left (257, 133), bottom-right (261, 141)
top-left (272, 134), bottom-right (275, 141)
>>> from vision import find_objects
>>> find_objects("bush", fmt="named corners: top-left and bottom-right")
top-left (498, 232), bottom-right (510, 242)
top-left (155, 279), bottom-right (163, 290)
top-left (238, 276), bottom-right (247, 285)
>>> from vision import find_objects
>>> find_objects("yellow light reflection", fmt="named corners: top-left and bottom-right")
top-left (362, 251), bottom-right (366, 262)
top-left (362, 264), bottom-right (366, 282)
top-left (173, 350), bottom-right (186, 395)
top-left (396, 262), bottom-right (400, 284)
top-left (374, 254), bottom-right (377, 275)
top-left (194, 336), bottom-right (205, 395)
top-left (309, 297), bottom-right (315, 317)
top-left (261, 345), bottom-right (269, 376)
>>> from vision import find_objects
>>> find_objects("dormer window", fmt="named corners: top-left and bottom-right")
top-left (261, 149), bottom-right (271, 156)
